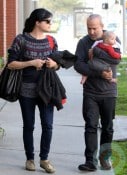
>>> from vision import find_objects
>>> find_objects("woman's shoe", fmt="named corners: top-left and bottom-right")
top-left (40, 160), bottom-right (55, 173)
top-left (25, 160), bottom-right (35, 171)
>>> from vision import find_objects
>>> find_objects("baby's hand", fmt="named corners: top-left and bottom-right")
top-left (80, 75), bottom-right (87, 85)
top-left (88, 49), bottom-right (93, 59)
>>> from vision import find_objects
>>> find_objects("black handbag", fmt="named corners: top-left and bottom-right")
top-left (0, 38), bottom-right (25, 102)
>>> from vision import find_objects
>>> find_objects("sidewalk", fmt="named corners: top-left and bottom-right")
top-left (0, 68), bottom-right (127, 175)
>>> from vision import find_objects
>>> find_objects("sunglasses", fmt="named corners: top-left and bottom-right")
top-left (42, 19), bottom-right (52, 24)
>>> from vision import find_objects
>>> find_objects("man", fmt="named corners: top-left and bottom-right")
top-left (74, 14), bottom-right (121, 171)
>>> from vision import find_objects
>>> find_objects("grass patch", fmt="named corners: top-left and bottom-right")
top-left (116, 57), bottom-right (127, 115)
top-left (112, 141), bottom-right (127, 175)
top-left (112, 56), bottom-right (127, 175)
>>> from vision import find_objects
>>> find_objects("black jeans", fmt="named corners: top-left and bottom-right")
top-left (19, 96), bottom-right (54, 160)
top-left (83, 95), bottom-right (116, 164)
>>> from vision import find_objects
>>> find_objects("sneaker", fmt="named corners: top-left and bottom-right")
top-left (99, 157), bottom-right (112, 170)
top-left (25, 160), bottom-right (35, 171)
top-left (40, 160), bottom-right (55, 173)
top-left (78, 162), bottom-right (97, 171)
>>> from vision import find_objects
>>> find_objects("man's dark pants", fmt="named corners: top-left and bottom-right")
top-left (83, 95), bottom-right (116, 164)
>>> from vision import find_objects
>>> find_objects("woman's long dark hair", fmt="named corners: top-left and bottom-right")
top-left (23, 8), bottom-right (53, 34)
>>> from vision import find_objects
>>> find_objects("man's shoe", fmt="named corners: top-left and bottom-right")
top-left (25, 160), bottom-right (35, 171)
top-left (78, 162), bottom-right (97, 171)
top-left (40, 160), bottom-right (55, 173)
top-left (99, 157), bottom-right (112, 170)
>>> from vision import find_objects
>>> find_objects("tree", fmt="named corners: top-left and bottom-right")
top-left (38, 0), bottom-right (83, 14)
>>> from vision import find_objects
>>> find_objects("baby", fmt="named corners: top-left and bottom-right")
top-left (80, 31), bottom-right (121, 84)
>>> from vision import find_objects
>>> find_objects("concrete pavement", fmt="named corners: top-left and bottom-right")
top-left (0, 68), bottom-right (127, 175)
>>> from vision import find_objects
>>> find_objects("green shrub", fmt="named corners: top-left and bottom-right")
top-left (116, 57), bottom-right (127, 115)
top-left (0, 57), bottom-right (4, 69)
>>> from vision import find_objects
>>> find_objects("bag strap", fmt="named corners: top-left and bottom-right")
top-left (19, 36), bottom-right (26, 61)
top-left (47, 35), bottom-right (54, 49)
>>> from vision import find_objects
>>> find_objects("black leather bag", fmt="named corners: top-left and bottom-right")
top-left (0, 39), bottom-right (25, 102)
top-left (0, 67), bottom-right (23, 102)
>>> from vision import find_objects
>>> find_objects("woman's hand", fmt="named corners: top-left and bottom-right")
top-left (45, 58), bottom-right (58, 69)
top-left (31, 59), bottom-right (46, 70)
top-left (8, 59), bottom-right (46, 70)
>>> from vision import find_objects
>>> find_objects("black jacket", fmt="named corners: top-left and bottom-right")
top-left (50, 50), bottom-right (77, 69)
top-left (37, 50), bottom-right (77, 110)
top-left (37, 67), bottom-right (66, 110)
top-left (88, 46), bottom-right (121, 74)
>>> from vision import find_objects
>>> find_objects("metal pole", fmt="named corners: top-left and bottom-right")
top-left (32, 0), bottom-right (39, 9)
top-left (24, 0), bottom-right (35, 20)
top-left (122, 0), bottom-right (126, 54)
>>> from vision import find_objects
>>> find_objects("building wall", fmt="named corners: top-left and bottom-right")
top-left (0, 0), bottom-right (5, 57)
top-left (6, 0), bottom-right (17, 52)
top-left (0, 0), bottom-right (36, 58)
top-left (0, 0), bottom-right (41, 58)
top-left (0, 0), bottom-right (17, 58)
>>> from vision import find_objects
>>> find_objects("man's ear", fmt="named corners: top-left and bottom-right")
top-left (101, 23), bottom-right (104, 28)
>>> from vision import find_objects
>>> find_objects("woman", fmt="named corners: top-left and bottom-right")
top-left (8, 8), bottom-right (59, 173)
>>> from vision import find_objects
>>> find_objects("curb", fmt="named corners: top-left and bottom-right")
top-left (0, 100), bottom-right (7, 112)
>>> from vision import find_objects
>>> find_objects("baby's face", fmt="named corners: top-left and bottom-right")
top-left (106, 34), bottom-right (116, 45)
